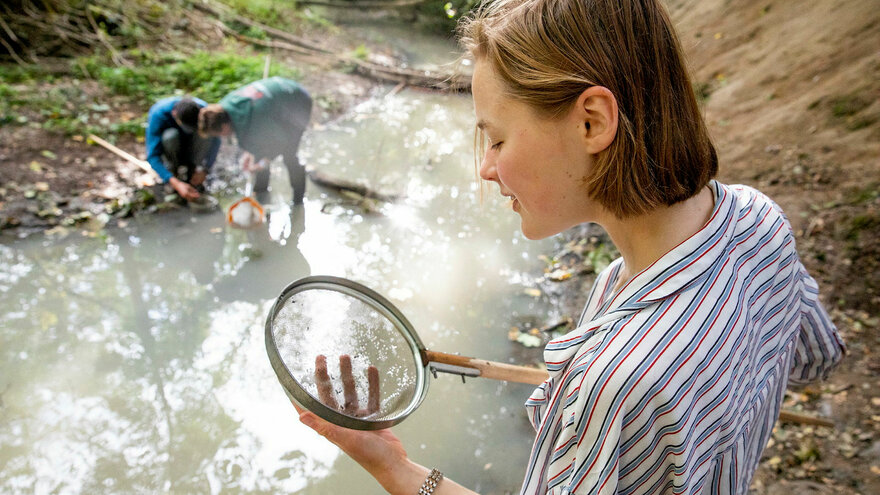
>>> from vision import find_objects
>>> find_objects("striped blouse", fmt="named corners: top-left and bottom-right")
top-left (521, 181), bottom-right (844, 495)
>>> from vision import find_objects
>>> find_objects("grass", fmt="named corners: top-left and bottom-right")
top-left (830, 94), bottom-right (868, 118)
top-left (845, 212), bottom-right (880, 243)
top-left (78, 50), bottom-right (302, 102)
top-left (811, 92), bottom-right (877, 132)
top-left (0, 49), bottom-right (302, 138)
top-left (694, 81), bottom-right (713, 103)
top-left (846, 184), bottom-right (880, 206)
top-left (216, 0), bottom-right (301, 31)
top-left (0, 64), bottom-right (63, 84)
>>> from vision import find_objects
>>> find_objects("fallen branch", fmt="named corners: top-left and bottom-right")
top-left (212, 20), bottom-right (328, 59)
top-left (777, 410), bottom-right (834, 428)
top-left (307, 167), bottom-right (401, 202)
top-left (1, 0), bottom-right (164, 60)
top-left (192, 0), bottom-right (332, 55)
top-left (85, 4), bottom-right (128, 67)
top-left (297, 0), bottom-right (429, 8)
top-left (0, 15), bottom-right (26, 65)
top-left (87, 134), bottom-right (156, 177)
top-left (192, 0), bottom-right (470, 91)
top-left (348, 57), bottom-right (469, 91)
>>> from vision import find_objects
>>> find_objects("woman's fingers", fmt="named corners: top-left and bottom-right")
top-left (339, 355), bottom-right (359, 415)
top-left (313, 355), bottom-right (379, 418)
top-left (366, 365), bottom-right (380, 414)
top-left (315, 355), bottom-right (340, 410)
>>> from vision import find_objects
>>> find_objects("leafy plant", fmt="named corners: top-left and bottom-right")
top-left (351, 44), bottom-right (369, 61)
top-left (215, 0), bottom-right (298, 30)
top-left (412, 0), bottom-right (480, 35)
top-left (78, 50), bottom-right (302, 102)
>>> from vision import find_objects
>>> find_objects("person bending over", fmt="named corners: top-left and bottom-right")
top-left (145, 97), bottom-right (220, 201)
top-left (198, 77), bottom-right (312, 205)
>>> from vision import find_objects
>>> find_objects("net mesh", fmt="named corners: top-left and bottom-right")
top-left (272, 288), bottom-right (421, 422)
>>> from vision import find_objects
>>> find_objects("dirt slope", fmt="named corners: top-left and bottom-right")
top-left (662, 1), bottom-right (878, 491)
top-left (672, 0), bottom-right (880, 312)
top-left (539, 2), bottom-right (878, 493)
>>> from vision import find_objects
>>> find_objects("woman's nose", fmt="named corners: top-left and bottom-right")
top-left (478, 150), bottom-right (497, 182)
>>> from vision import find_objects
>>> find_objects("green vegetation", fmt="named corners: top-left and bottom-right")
top-left (0, 64), bottom-right (64, 84)
top-left (216, 0), bottom-right (300, 31)
top-left (0, 50), bottom-right (301, 138)
top-left (414, 0), bottom-right (480, 35)
top-left (351, 44), bottom-right (370, 61)
top-left (846, 114), bottom-right (878, 131)
top-left (225, 20), bottom-right (270, 40)
top-left (214, 0), bottom-right (337, 32)
top-left (846, 183), bottom-right (880, 206)
top-left (828, 92), bottom-right (879, 130)
top-left (808, 92), bottom-right (877, 132)
top-left (830, 94), bottom-right (869, 117)
top-left (295, 7), bottom-right (338, 31)
top-left (78, 50), bottom-right (301, 102)
top-left (694, 81), bottom-right (713, 103)
top-left (847, 213), bottom-right (880, 241)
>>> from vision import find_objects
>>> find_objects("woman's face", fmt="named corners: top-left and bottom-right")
top-left (472, 60), bottom-right (599, 240)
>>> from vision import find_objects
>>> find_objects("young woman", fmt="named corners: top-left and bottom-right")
top-left (295, 1), bottom-right (845, 493)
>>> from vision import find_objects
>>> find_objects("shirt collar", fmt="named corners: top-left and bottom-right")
top-left (541, 181), bottom-right (737, 378)
top-left (606, 181), bottom-right (736, 309)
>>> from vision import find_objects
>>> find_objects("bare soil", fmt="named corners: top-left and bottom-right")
top-left (1, 0), bottom-right (878, 492)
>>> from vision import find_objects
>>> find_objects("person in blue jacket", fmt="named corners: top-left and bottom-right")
top-left (145, 97), bottom-right (221, 201)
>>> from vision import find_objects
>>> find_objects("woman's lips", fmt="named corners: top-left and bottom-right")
top-left (500, 190), bottom-right (518, 211)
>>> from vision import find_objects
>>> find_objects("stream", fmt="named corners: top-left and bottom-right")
top-left (0, 86), bottom-right (559, 494)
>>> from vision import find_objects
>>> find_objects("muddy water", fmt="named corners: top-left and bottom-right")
top-left (0, 89), bottom-right (558, 494)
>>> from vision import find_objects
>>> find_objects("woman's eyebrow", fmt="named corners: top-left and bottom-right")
top-left (476, 119), bottom-right (491, 130)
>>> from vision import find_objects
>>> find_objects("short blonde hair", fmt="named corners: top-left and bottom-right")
top-left (459, 0), bottom-right (717, 218)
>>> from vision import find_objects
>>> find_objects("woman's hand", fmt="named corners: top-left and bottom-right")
top-left (315, 354), bottom-right (379, 417)
top-left (297, 404), bottom-right (408, 472)
top-left (295, 355), bottom-right (477, 495)
top-left (297, 355), bottom-right (405, 474)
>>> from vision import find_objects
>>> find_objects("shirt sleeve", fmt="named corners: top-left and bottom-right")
top-left (547, 364), bottom-right (625, 494)
top-left (145, 107), bottom-right (173, 183)
top-left (788, 266), bottom-right (845, 384)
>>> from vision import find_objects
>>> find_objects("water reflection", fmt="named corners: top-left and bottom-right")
top-left (0, 89), bottom-right (557, 494)
top-left (0, 210), bottom-right (325, 494)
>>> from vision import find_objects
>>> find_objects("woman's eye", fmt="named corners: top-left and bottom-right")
top-left (490, 141), bottom-right (503, 150)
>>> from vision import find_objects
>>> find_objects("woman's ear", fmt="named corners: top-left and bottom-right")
top-left (574, 86), bottom-right (618, 154)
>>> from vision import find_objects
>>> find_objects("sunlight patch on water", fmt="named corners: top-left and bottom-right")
top-left (198, 301), bottom-right (340, 494)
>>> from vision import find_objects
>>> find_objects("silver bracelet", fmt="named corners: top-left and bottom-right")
top-left (417, 468), bottom-right (443, 494)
